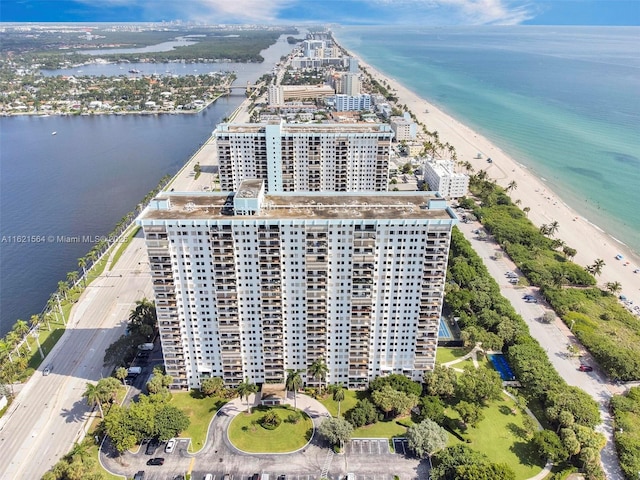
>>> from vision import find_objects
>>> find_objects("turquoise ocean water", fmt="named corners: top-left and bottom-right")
top-left (336, 26), bottom-right (640, 255)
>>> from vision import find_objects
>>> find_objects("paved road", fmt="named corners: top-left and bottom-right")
top-left (0, 234), bottom-right (153, 479)
top-left (456, 216), bottom-right (625, 480)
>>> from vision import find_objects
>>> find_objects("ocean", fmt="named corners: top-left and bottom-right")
top-left (0, 35), bottom-right (295, 336)
top-left (336, 26), bottom-right (640, 255)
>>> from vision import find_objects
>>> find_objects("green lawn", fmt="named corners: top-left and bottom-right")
top-left (352, 417), bottom-right (410, 439)
top-left (170, 391), bottom-right (227, 452)
top-left (318, 389), bottom-right (361, 417)
top-left (446, 394), bottom-right (545, 479)
top-left (228, 405), bottom-right (313, 453)
top-left (436, 346), bottom-right (472, 364)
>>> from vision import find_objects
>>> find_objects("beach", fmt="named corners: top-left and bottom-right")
top-left (352, 55), bottom-right (640, 310)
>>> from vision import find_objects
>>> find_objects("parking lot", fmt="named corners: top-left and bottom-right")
top-left (188, 472), bottom-right (411, 480)
top-left (345, 439), bottom-right (392, 456)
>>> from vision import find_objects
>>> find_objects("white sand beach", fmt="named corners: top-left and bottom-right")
top-left (355, 56), bottom-right (640, 309)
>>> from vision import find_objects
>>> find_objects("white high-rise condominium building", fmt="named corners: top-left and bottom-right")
top-left (214, 121), bottom-right (392, 193)
top-left (334, 94), bottom-right (372, 112)
top-left (139, 180), bottom-right (457, 390)
top-left (423, 159), bottom-right (469, 199)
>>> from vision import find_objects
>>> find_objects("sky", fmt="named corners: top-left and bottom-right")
top-left (1, 0), bottom-right (639, 26)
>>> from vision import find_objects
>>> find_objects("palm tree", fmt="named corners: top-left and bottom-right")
top-left (78, 257), bottom-right (88, 286)
top-left (523, 206), bottom-right (531, 218)
top-left (548, 221), bottom-right (560, 237)
top-left (87, 250), bottom-right (98, 268)
top-left (506, 180), bottom-right (518, 193)
top-left (13, 319), bottom-right (30, 339)
top-left (307, 359), bottom-right (328, 394)
top-left (128, 298), bottom-right (157, 337)
top-left (29, 314), bottom-right (41, 330)
top-left (236, 378), bottom-right (258, 414)
top-left (57, 280), bottom-right (69, 300)
top-left (65, 441), bottom-right (91, 464)
top-left (67, 271), bottom-right (79, 289)
top-left (332, 384), bottom-right (345, 417)
top-left (286, 369), bottom-right (304, 409)
top-left (83, 383), bottom-right (105, 418)
top-left (589, 258), bottom-right (606, 276)
top-left (514, 199), bottom-right (522, 206)
top-left (115, 367), bottom-right (128, 385)
top-left (605, 281), bottom-right (622, 295)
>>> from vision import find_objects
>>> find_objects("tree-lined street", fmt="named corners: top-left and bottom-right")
top-left (0, 236), bottom-right (153, 479)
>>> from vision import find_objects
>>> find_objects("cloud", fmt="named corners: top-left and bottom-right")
top-left (174, 0), bottom-right (297, 23)
top-left (431, 0), bottom-right (535, 24)
top-left (70, 0), bottom-right (536, 25)
top-left (373, 0), bottom-right (536, 25)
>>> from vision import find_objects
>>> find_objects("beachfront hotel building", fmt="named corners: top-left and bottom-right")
top-left (266, 84), bottom-right (336, 107)
top-left (333, 94), bottom-right (372, 112)
top-left (423, 159), bottom-right (470, 199)
top-left (139, 180), bottom-right (457, 390)
top-left (214, 121), bottom-right (392, 193)
top-left (390, 114), bottom-right (417, 142)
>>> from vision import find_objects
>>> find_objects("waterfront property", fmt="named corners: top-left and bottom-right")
top-left (422, 159), bottom-right (469, 199)
top-left (214, 121), bottom-right (392, 193)
top-left (139, 180), bottom-right (457, 390)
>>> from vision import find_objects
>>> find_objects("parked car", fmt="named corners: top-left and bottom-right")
top-left (133, 472), bottom-right (145, 480)
top-left (145, 439), bottom-right (160, 455)
top-left (525, 298), bottom-right (538, 303)
top-left (165, 438), bottom-right (176, 453)
top-left (146, 457), bottom-right (165, 466)
top-left (43, 364), bottom-right (52, 376)
top-left (509, 278), bottom-right (519, 284)
top-left (579, 364), bottom-right (594, 372)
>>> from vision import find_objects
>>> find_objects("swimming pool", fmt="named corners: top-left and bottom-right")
top-left (488, 353), bottom-right (516, 381)
top-left (438, 318), bottom-right (452, 339)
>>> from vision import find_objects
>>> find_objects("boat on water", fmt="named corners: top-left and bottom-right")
top-left (128, 69), bottom-right (141, 74)
top-left (51, 131), bottom-right (57, 135)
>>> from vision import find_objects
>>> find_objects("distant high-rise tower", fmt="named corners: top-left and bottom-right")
top-left (214, 121), bottom-right (391, 193)
top-left (339, 72), bottom-right (361, 96)
top-left (139, 181), bottom-right (457, 390)
top-left (349, 57), bottom-right (359, 73)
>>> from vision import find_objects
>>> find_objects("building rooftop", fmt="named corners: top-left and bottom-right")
top-left (215, 122), bottom-right (391, 135)
top-left (141, 191), bottom-right (456, 222)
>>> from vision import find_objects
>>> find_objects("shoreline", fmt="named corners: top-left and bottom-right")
top-left (338, 41), bottom-right (640, 309)
top-left (1, 93), bottom-right (227, 118)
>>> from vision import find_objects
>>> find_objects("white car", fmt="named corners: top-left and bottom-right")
top-left (165, 438), bottom-right (176, 453)
top-left (43, 365), bottom-right (52, 376)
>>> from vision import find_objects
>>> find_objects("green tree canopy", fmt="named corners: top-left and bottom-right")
top-left (456, 365), bottom-right (503, 405)
top-left (345, 398), bottom-right (378, 428)
top-left (531, 429), bottom-right (568, 463)
top-left (406, 419), bottom-right (448, 458)
top-left (201, 377), bottom-right (225, 397)
top-left (371, 384), bottom-right (418, 419)
top-left (369, 373), bottom-right (422, 397)
top-left (318, 416), bottom-right (353, 447)
top-left (424, 365), bottom-right (457, 399)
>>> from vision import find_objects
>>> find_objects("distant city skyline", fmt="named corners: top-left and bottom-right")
top-left (1, 0), bottom-right (638, 26)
